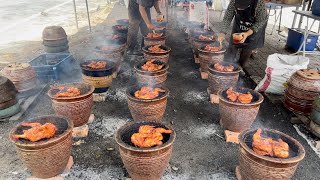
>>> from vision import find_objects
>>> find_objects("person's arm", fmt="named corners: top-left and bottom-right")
top-left (139, 5), bottom-right (155, 30)
top-left (221, 0), bottom-right (236, 34)
top-left (154, 0), bottom-right (161, 15)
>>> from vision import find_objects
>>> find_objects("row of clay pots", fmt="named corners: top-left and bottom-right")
top-left (0, 76), bottom-right (20, 119)
top-left (42, 26), bottom-right (69, 53)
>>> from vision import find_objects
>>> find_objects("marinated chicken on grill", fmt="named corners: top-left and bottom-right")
top-left (148, 45), bottom-right (166, 53)
top-left (213, 63), bottom-right (234, 72)
top-left (84, 61), bottom-right (107, 69)
top-left (226, 87), bottom-right (253, 104)
top-left (134, 87), bottom-right (165, 99)
top-left (204, 45), bottom-right (223, 52)
top-left (13, 122), bottom-right (58, 142)
top-left (131, 125), bottom-right (172, 148)
top-left (147, 33), bottom-right (163, 38)
top-left (141, 59), bottom-right (164, 71)
top-left (198, 34), bottom-right (214, 41)
top-left (252, 128), bottom-right (289, 158)
top-left (54, 87), bottom-right (81, 97)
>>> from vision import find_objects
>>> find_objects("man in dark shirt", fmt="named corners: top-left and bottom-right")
top-left (127, 0), bottom-right (162, 55)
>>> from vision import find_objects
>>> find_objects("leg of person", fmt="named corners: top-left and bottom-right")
top-left (127, 0), bottom-right (142, 53)
top-left (139, 8), bottom-right (152, 48)
top-left (239, 49), bottom-right (252, 67)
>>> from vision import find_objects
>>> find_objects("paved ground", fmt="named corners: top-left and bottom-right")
top-left (0, 3), bottom-right (320, 180)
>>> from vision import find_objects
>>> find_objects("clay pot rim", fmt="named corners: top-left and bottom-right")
top-left (9, 115), bottom-right (73, 149)
top-left (126, 85), bottom-right (169, 102)
top-left (143, 35), bottom-right (167, 41)
top-left (47, 82), bottom-right (94, 100)
top-left (208, 62), bottom-right (242, 74)
top-left (115, 121), bottom-right (176, 152)
top-left (134, 61), bottom-right (169, 74)
top-left (142, 45), bottom-right (172, 54)
top-left (80, 60), bottom-right (115, 72)
top-left (239, 128), bottom-right (306, 164)
top-left (218, 87), bottom-right (264, 106)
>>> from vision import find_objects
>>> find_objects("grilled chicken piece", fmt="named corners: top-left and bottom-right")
top-left (252, 129), bottom-right (290, 158)
top-left (13, 123), bottom-right (58, 142)
top-left (213, 63), bottom-right (234, 72)
top-left (199, 34), bottom-right (214, 41)
top-left (148, 45), bottom-right (166, 53)
top-left (204, 45), bottom-right (223, 52)
top-left (238, 92), bottom-right (253, 104)
top-left (54, 87), bottom-right (81, 98)
top-left (141, 59), bottom-right (164, 71)
top-left (84, 61), bottom-right (107, 69)
top-left (134, 87), bottom-right (165, 99)
top-left (147, 33), bottom-right (163, 38)
top-left (226, 87), bottom-right (239, 102)
top-left (131, 125), bottom-right (172, 148)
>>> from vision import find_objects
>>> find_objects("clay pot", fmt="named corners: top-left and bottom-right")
top-left (208, 62), bottom-right (241, 95)
top-left (239, 128), bottom-right (305, 180)
top-left (42, 26), bottom-right (67, 41)
top-left (126, 85), bottom-right (169, 121)
top-left (95, 45), bottom-right (125, 75)
top-left (9, 115), bottom-right (73, 179)
top-left (48, 83), bottom-right (94, 127)
top-left (0, 102), bottom-right (20, 119)
top-left (198, 46), bottom-right (226, 73)
top-left (1, 63), bottom-right (37, 92)
top-left (80, 60), bottom-right (114, 93)
top-left (144, 30), bottom-right (166, 46)
top-left (284, 69), bottom-right (320, 115)
top-left (142, 45), bottom-right (171, 63)
top-left (134, 60), bottom-right (168, 85)
top-left (0, 76), bottom-right (17, 105)
top-left (112, 25), bottom-right (128, 34)
top-left (43, 38), bottom-right (68, 47)
top-left (191, 32), bottom-right (215, 58)
top-left (115, 121), bottom-right (176, 180)
top-left (218, 87), bottom-right (264, 132)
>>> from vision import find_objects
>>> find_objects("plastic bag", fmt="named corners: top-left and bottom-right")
top-left (255, 53), bottom-right (309, 95)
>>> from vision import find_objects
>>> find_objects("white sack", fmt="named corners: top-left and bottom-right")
top-left (255, 53), bottom-right (309, 95)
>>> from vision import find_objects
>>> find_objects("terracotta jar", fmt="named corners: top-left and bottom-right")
top-left (198, 46), bottom-right (225, 73)
top-left (208, 62), bottom-right (241, 95)
top-left (284, 69), bottom-right (320, 115)
top-left (9, 115), bottom-right (73, 179)
top-left (0, 76), bottom-right (17, 108)
top-left (48, 83), bottom-right (94, 127)
top-left (42, 26), bottom-right (67, 41)
top-left (126, 85), bottom-right (169, 121)
top-left (192, 32), bottom-right (215, 58)
top-left (218, 87), bottom-right (264, 132)
top-left (144, 30), bottom-right (166, 46)
top-left (143, 45), bottom-right (171, 64)
top-left (134, 60), bottom-right (169, 85)
top-left (239, 129), bottom-right (305, 180)
top-left (1, 63), bottom-right (37, 92)
top-left (95, 45), bottom-right (124, 76)
top-left (115, 121), bottom-right (176, 180)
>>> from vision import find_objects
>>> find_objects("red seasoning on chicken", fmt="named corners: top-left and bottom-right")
top-left (148, 45), bottom-right (166, 53)
top-left (84, 61), bottom-right (107, 69)
top-left (131, 125), bottom-right (172, 148)
top-left (141, 59), bottom-right (164, 71)
top-left (198, 34), bottom-right (214, 41)
top-left (147, 33), bottom-right (163, 38)
top-left (226, 87), bottom-right (253, 104)
top-left (53, 87), bottom-right (81, 98)
top-left (252, 128), bottom-right (289, 158)
top-left (204, 45), bottom-right (223, 52)
top-left (13, 122), bottom-right (58, 142)
top-left (214, 63), bottom-right (234, 72)
top-left (134, 87), bottom-right (165, 99)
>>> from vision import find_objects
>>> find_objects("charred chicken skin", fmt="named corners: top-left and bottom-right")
top-left (214, 63), bottom-right (234, 72)
top-left (204, 45), bottom-right (223, 52)
top-left (84, 61), bottom-right (107, 69)
top-left (148, 45), bottom-right (166, 53)
top-left (134, 87), bottom-right (165, 99)
top-left (198, 34), bottom-right (214, 41)
top-left (226, 87), bottom-right (253, 104)
top-left (141, 59), bottom-right (164, 71)
top-left (53, 87), bottom-right (81, 98)
top-left (131, 125), bottom-right (172, 148)
top-left (13, 122), bottom-right (58, 142)
top-left (252, 128), bottom-right (289, 158)
top-left (147, 33), bottom-right (163, 38)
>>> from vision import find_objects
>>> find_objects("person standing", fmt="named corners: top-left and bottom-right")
top-left (221, 0), bottom-right (268, 68)
top-left (127, 0), bottom-right (163, 55)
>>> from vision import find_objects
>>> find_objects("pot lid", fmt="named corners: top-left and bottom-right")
top-left (297, 69), bottom-right (320, 80)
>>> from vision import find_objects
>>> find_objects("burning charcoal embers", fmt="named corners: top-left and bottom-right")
top-left (147, 33), bottom-right (163, 38)
top-left (83, 61), bottom-right (107, 69)
top-left (115, 121), bottom-right (176, 179)
top-left (219, 87), bottom-right (264, 132)
top-left (9, 116), bottom-right (73, 178)
top-left (238, 129), bottom-right (305, 179)
top-left (141, 59), bottom-right (165, 72)
top-left (148, 45), bottom-right (166, 53)
top-left (134, 86), bottom-right (166, 99)
top-left (226, 87), bottom-right (253, 104)
top-left (126, 86), bottom-right (169, 121)
top-left (252, 128), bottom-right (289, 158)
top-left (12, 122), bottom-right (57, 142)
top-left (131, 125), bottom-right (172, 148)
top-left (213, 63), bottom-right (234, 72)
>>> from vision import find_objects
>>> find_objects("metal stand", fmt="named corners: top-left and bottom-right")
top-left (72, 0), bottom-right (92, 32)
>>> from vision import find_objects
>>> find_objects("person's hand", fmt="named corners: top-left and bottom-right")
top-left (218, 33), bottom-right (225, 42)
top-left (156, 14), bottom-right (164, 22)
top-left (240, 29), bottom-right (253, 43)
top-left (147, 23), bottom-right (155, 30)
